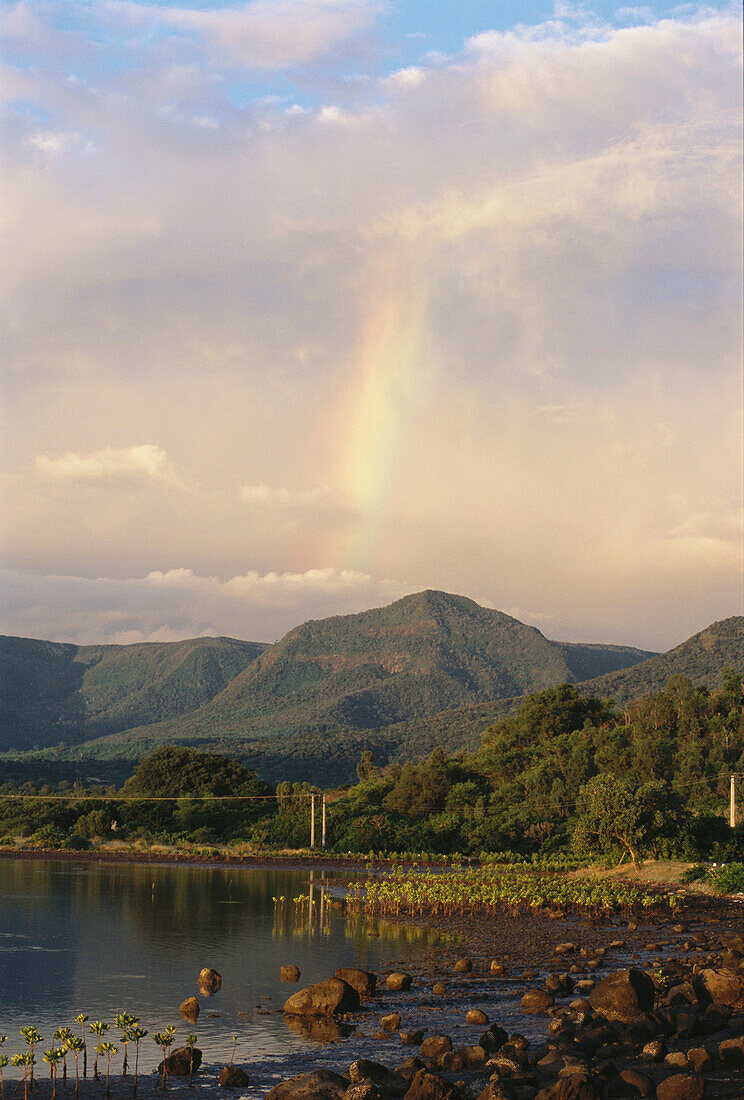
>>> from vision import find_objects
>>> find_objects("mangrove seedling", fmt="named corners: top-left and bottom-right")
top-left (12, 1053), bottom-right (34, 1100)
top-left (229, 1035), bottom-right (238, 1068)
top-left (20, 1028), bottom-right (42, 1091)
top-left (96, 1043), bottom-right (119, 1099)
top-left (89, 1023), bottom-right (109, 1080)
top-left (185, 1035), bottom-right (197, 1088)
top-left (65, 1037), bottom-right (84, 1099)
top-left (43, 1048), bottom-right (64, 1100)
top-left (115, 1014), bottom-right (137, 1077)
top-left (0, 1052), bottom-right (8, 1100)
top-left (74, 1015), bottom-right (89, 1078)
top-left (124, 1027), bottom-right (147, 1099)
top-left (54, 1028), bottom-right (72, 1087)
top-left (153, 1029), bottom-right (175, 1092)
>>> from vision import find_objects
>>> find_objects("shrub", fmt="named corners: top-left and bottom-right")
top-left (707, 863), bottom-right (744, 895)
top-left (62, 833), bottom-right (91, 851)
top-left (31, 824), bottom-right (66, 849)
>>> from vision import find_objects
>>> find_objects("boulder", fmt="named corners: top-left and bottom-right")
top-left (265, 1071), bottom-right (350, 1100)
top-left (420, 1036), bottom-right (452, 1061)
top-left (456, 1045), bottom-right (486, 1068)
top-left (718, 1036), bottom-right (744, 1065)
top-left (521, 989), bottom-right (554, 1014)
top-left (641, 1040), bottom-right (667, 1062)
top-left (197, 967), bottom-right (222, 995)
top-left (403, 1069), bottom-right (458, 1100)
top-left (490, 961), bottom-right (505, 976)
top-left (219, 1066), bottom-right (250, 1088)
top-left (394, 1058), bottom-right (426, 1082)
top-left (454, 958), bottom-right (473, 973)
top-left (534, 1079), bottom-right (602, 1099)
top-left (466, 1009), bottom-right (489, 1026)
top-left (476, 1084), bottom-right (512, 1100)
top-left (619, 1070), bottom-right (653, 1097)
top-left (284, 978), bottom-right (360, 1018)
top-left (387, 973), bottom-right (413, 992)
top-left (282, 966), bottom-right (302, 983)
top-left (335, 968), bottom-right (377, 997)
top-left (588, 968), bottom-right (655, 1024)
top-left (545, 974), bottom-right (575, 998)
top-left (344, 1083), bottom-right (383, 1100)
top-left (179, 997), bottom-right (200, 1023)
top-left (686, 1048), bottom-right (712, 1074)
top-left (432, 984), bottom-right (446, 996)
top-left (381, 1014), bottom-right (401, 1031)
top-left (347, 1060), bottom-right (407, 1096)
top-left (655, 1075), bottom-right (705, 1100)
top-left (400, 1030), bottom-right (426, 1046)
top-left (692, 968), bottom-right (744, 1010)
top-left (157, 1047), bottom-right (202, 1076)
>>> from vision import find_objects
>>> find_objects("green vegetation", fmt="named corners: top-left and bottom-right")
top-left (1, 591), bottom-right (659, 782)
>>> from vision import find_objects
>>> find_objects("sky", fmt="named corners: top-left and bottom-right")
top-left (0, 0), bottom-right (741, 651)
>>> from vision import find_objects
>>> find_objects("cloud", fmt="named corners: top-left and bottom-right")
top-left (238, 483), bottom-right (330, 507)
top-left (106, 0), bottom-right (385, 69)
top-left (0, 566), bottom-right (415, 644)
top-left (35, 445), bottom-right (183, 486)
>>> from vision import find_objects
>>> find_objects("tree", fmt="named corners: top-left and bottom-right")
top-left (356, 751), bottom-right (378, 782)
top-left (573, 774), bottom-right (647, 868)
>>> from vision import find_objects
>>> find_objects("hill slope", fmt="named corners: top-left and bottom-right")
top-left (0, 634), bottom-right (267, 751)
top-left (579, 616), bottom-right (743, 706)
top-left (1, 591), bottom-right (654, 781)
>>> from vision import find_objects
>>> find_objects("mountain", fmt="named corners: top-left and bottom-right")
top-left (0, 591), bottom-right (655, 781)
top-left (0, 634), bottom-right (267, 752)
top-left (578, 616), bottom-right (744, 706)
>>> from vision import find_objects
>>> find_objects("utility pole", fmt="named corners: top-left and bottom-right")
top-left (310, 794), bottom-right (316, 849)
top-left (731, 775), bottom-right (737, 829)
top-left (321, 796), bottom-right (327, 850)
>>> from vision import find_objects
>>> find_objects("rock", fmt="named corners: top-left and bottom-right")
top-left (665, 1052), bottom-right (688, 1069)
top-left (521, 989), bottom-right (554, 1014)
top-left (381, 1014), bottom-right (401, 1031)
top-left (490, 961), bottom-right (505, 976)
top-left (219, 1066), bottom-right (250, 1088)
top-left (555, 944), bottom-right (577, 956)
top-left (400, 1030), bottom-right (426, 1046)
top-left (420, 1036), bottom-right (452, 1061)
top-left (179, 997), bottom-right (200, 1023)
top-left (588, 969), bottom-right (655, 1024)
top-left (284, 978), bottom-right (360, 1017)
top-left (534, 1079), bottom-right (602, 1099)
top-left (348, 1060), bottom-right (407, 1096)
top-left (387, 973), bottom-right (413, 992)
top-left (157, 1047), bottom-right (203, 1077)
top-left (456, 1045), bottom-right (486, 1069)
top-left (476, 1084), bottom-right (511, 1100)
top-left (641, 1040), bottom-right (667, 1061)
top-left (454, 958), bottom-right (473, 973)
top-left (619, 1069), bottom-right (653, 1096)
top-left (394, 1058), bottom-right (426, 1082)
top-left (335, 968), bottom-right (377, 997)
top-left (344, 1083), bottom-right (383, 1100)
top-left (282, 966), bottom-right (302, 983)
top-left (432, 983), bottom-right (446, 996)
top-left (655, 1075), bottom-right (705, 1100)
top-left (686, 1048), bottom-right (712, 1074)
top-left (545, 974), bottom-right (575, 998)
top-left (403, 1070), bottom-right (458, 1100)
top-left (265, 1071), bottom-right (350, 1100)
top-left (197, 967), bottom-right (222, 995)
top-left (718, 1036), bottom-right (744, 1065)
top-left (692, 968), bottom-right (744, 1010)
top-left (466, 1009), bottom-right (489, 1026)
top-left (479, 1025), bottom-right (508, 1053)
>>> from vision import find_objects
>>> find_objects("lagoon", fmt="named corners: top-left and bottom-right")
top-left (0, 858), bottom-right (444, 1090)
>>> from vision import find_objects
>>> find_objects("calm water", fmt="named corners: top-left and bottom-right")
top-left (0, 859), bottom-right (447, 1090)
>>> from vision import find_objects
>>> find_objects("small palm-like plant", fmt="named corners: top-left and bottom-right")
top-left (124, 1027), bottom-right (147, 1098)
top-left (96, 1043), bottom-right (119, 1099)
top-left (65, 1037), bottom-right (84, 1099)
top-left (20, 1028), bottom-right (42, 1091)
top-left (0, 1050), bottom-right (8, 1100)
top-left (185, 1034), bottom-right (197, 1088)
top-left (89, 1023), bottom-right (109, 1080)
top-left (54, 1028), bottom-right (72, 1087)
top-left (153, 1028), bottom-right (175, 1092)
top-left (74, 1015), bottom-right (89, 1078)
top-left (115, 1014), bottom-right (137, 1077)
top-left (12, 1052), bottom-right (34, 1100)
top-left (43, 1048), bottom-right (64, 1100)
top-left (229, 1035), bottom-right (238, 1067)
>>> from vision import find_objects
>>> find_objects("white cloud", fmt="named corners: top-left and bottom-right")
top-left (0, 567), bottom-right (415, 644)
top-left (35, 445), bottom-right (183, 486)
top-left (107, 0), bottom-right (385, 70)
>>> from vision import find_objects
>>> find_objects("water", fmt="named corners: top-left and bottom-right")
top-left (0, 859), bottom-right (447, 1090)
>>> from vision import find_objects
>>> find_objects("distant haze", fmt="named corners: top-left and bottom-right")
top-left (1, 2), bottom-right (741, 652)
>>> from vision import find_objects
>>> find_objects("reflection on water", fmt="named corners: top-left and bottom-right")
top-left (0, 860), bottom-right (444, 1088)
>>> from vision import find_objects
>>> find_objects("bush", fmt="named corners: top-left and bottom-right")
top-left (708, 863), bottom-right (744, 895)
top-left (62, 833), bottom-right (91, 850)
top-left (31, 824), bottom-right (66, 849)
top-left (680, 863), bottom-right (709, 883)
